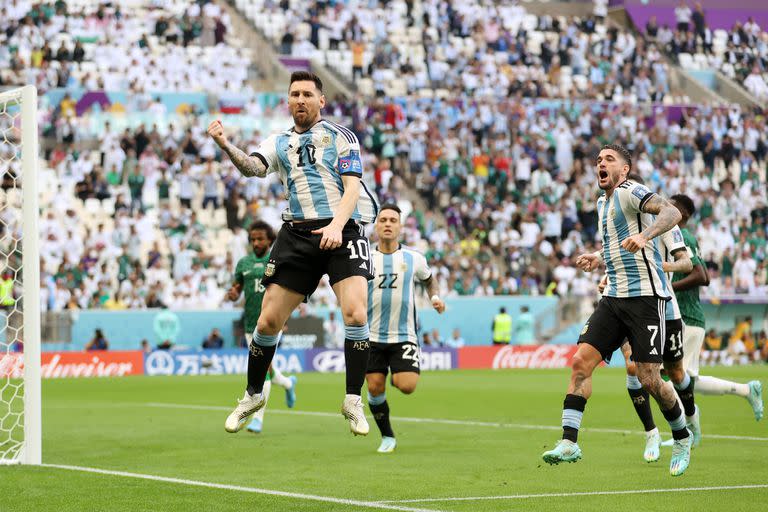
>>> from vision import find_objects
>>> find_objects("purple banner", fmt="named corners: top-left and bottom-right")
top-left (625, 0), bottom-right (768, 32)
top-left (306, 347), bottom-right (458, 373)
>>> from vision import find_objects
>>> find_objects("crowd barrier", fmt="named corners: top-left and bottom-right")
top-left (0, 345), bottom-right (580, 379)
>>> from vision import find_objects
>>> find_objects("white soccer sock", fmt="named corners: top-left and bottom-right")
top-left (253, 380), bottom-right (272, 422)
top-left (270, 367), bottom-right (293, 389)
top-left (696, 376), bottom-right (750, 397)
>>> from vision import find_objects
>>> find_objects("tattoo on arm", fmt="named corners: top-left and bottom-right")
top-left (221, 141), bottom-right (266, 177)
top-left (640, 195), bottom-right (683, 241)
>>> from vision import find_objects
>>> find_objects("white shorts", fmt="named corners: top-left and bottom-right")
top-left (682, 325), bottom-right (706, 377)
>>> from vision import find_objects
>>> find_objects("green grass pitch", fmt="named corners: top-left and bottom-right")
top-left (1, 367), bottom-right (766, 511)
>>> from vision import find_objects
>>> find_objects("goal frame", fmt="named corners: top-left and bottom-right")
top-left (0, 85), bottom-right (41, 465)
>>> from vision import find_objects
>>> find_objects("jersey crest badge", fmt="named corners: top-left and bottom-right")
top-left (320, 134), bottom-right (332, 147)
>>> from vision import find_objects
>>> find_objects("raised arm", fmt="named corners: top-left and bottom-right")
top-left (207, 120), bottom-right (268, 178)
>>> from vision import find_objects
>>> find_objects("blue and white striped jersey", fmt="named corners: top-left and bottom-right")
top-left (251, 119), bottom-right (378, 223)
top-left (368, 245), bottom-right (432, 344)
top-left (655, 226), bottom-right (687, 321)
top-left (598, 180), bottom-right (671, 300)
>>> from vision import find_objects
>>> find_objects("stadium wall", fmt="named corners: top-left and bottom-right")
top-left (0, 345), bottom-right (583, 379)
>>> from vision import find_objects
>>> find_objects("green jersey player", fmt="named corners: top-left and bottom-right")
top-left (226, 222), bottom-right (297, 433)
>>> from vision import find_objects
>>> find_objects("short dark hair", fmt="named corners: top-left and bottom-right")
top-left (500, 307), bottom-right (506, 314)
top-left (601, 144), bottom-right (632, 172)
top-left (627, 173), bottom-right (645, 184)
top-left (378, 203), bottom-right (401, 215)
top-left (290, 71), bottom-right (323, 92)
top-left (249, 220), bottom-right (276, 242)
top-left (670, 194), bottom-right (695, 217)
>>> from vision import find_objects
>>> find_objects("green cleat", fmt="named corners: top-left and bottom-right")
top-left (669, 430), bottom-right (692, 476)
top-left (542, 439), bottom-right (582, 465)
top-left (686, 405), bottom-right (702, 448)
top-left (746, 381), bottom-right (763, 421)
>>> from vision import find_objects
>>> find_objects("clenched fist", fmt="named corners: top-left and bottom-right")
top-left (207, 119), bottom-right (227, 146)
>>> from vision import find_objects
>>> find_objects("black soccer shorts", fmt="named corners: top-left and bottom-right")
top-left (578, 296), bottom-right (668, 364)
top-left (366, 342), bottom-right (421, 375)
top-left (263, 219), bottom-right (374, 297)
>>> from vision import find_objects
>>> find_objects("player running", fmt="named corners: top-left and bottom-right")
top-left (665, 194), bottom-right (762, 422)
top-left (225, 222), bottom-right (297, 434)
top-left (210, 71), bottom-right (378, 436)
top-left (366, 204), bottom-right (445, 453)
top-left (542, 144), bottom-right (693, 476)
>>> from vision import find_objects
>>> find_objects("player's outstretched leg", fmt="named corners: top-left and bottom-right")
top-left (637, 363), bottom-right (692, 476)
top-left (627, 374), bottom-right (661, 461)
top-left (341, 324), bottom-right (371, 436)
top-left (670, 369), bottom-right (700, 447)
top-left (696, 376), bottom-right (763, 421)
top-left (247, 378), bottom-right (272, 434)
top-left (224, 331), bottom-right (278, 433)
top-left (542, 345), bottom-right (601, 465)
top-left (270, 365), bottom-right (297, 408)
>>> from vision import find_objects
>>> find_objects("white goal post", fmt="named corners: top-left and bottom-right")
top-left (0, 85), bottom-right (41, 465)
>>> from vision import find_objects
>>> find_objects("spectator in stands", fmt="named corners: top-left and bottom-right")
top-left (202, 328), bottom-right (224, 349)
top-left (515, 306), bottom-right (535, 344)
top-left (141, 339), bottom-right (152, 354)
top-left (444, 328), bottom-right (466, 348)
top-left (675, 1), bottom-right (692, 33)
top-left (324, 310), bottom-right (344, 349)
top-left (744, 66), bottom-right (768, 102)
top-left (85, 329), bottom-right (109, 351)
top-left (692, 2), bottom-right (706, 40)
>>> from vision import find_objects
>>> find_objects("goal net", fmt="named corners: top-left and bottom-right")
top-left (0, 86), bottom-right (41, 465)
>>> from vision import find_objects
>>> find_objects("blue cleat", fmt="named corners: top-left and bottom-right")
top-left (747, 381), bottom-right (763, 421)
top-left (246, 418), bottom-right (263, 434)
top-left (670, 430), bottom-right (692, 476)
top-left (285, 376), bottom-right (297, 408)
top-left (686, 405), bottom-right (702, 448)
top-left (542, 440), bottom-right (582, 465)
top-left (377, 436), bottom-right (397, 453)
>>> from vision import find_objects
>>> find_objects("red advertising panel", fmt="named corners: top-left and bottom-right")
top-left (0, 351), bottom-right (144, 379)
top-left (458, 345), bottom-right (578, 369)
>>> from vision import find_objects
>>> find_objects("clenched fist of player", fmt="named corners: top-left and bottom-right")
top-left (207, 119), bottom-right (227, 146)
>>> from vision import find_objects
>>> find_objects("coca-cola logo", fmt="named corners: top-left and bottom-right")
top-left (312, 350), bottom-right (346, 372)
top-left (492, 345), bottom-right (574, 369)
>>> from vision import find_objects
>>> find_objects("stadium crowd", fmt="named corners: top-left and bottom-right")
top-left (0, 0), bottom-right (252, 94)
top-left (0, 1), bottom-right (767, 314)
top-left (643, 2), bottom-right (768, 103)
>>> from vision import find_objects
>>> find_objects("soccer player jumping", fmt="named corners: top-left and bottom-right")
top-left (542, 145), bottom-right (693, 476)
top-left (366, 204), bottom-right (445, 453)
top-left (209, 71), bottom-right (378, 436)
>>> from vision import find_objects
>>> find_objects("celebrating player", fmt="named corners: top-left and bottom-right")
top-left (365, 204), bottom-right (445, 453)
top-left (209, 71), bottom-right (379, 436)
top-left (542, 144), bottom-right (693, 476)
top-left (603, 176), bottom-right (700, 461)
top-left (225, 222), bottom-right (297, 434)
top-left (666, 194), bottom-right (763, 421)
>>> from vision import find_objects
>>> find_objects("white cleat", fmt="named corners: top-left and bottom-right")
top-left (341, 395), bottom-right (369, 436)
top-left (224, 391), bottom-right (265, 433)
top-left (644, 427), bottom-right (661, 462)
top-left (377, 436), bottom-right (397, 453)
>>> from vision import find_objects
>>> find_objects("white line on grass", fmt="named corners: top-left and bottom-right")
top-left (41, 464), bottom-right (443, 512)
top-left (144, 402), bottom-right (768, 442)
top-left (376, 484), bottom-right (768, 503)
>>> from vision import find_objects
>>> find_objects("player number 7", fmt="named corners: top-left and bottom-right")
top-left (647, 325), bottom-right (658, 351)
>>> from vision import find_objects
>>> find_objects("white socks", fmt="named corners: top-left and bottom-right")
top-left (696, 376), bottom-right (750, 397)
top-left (270, 366), bottom-right (293, 389)
top-left (253, 379), bottom-right (271, 422)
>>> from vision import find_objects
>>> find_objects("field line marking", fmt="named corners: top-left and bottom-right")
top-left (377, 484), bottom-right (768, 503)
top-left (144, 402), bottom-right (768, 442)
top-left (41, 464), bottom-right (443, 512)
